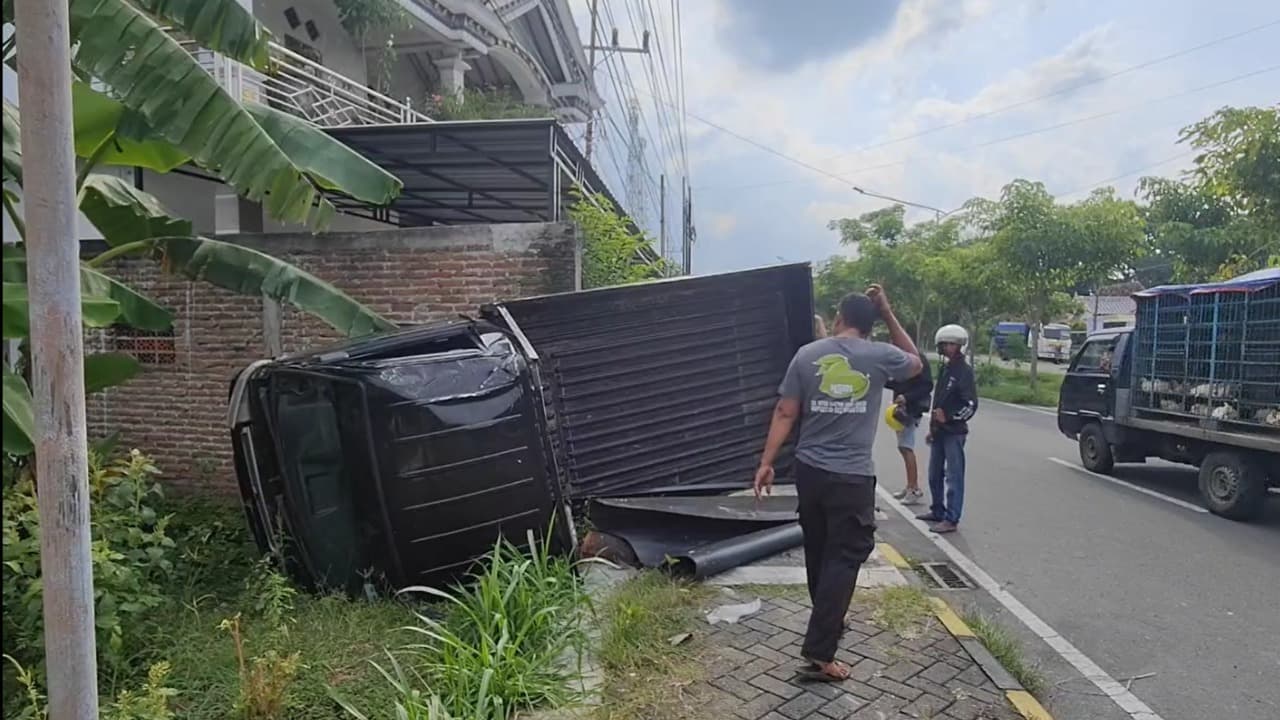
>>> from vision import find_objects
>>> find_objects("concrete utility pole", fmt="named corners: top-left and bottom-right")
top-left (14, 0), bottom-right (101, 717)
top-left (583, 0), bottom-right (600, 160)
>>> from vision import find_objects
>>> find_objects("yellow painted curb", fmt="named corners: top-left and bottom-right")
top-left (927, 595), bottom-right (976, 638)
top-left (876, 542), bottom-right (911, 569)
top-left (1006, 690), bottom-right (1054, 720)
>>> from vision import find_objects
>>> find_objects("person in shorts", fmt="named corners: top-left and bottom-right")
top-left (887, 352), bottom-right (932, 505)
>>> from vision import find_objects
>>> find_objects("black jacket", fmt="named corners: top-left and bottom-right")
top-left (931, 356), bottom-right (978, 435)
top-left (886, 353), bottom-right (933, 419)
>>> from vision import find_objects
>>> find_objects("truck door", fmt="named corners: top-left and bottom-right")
top-left (1062, 335), bottom-right (1120, 419)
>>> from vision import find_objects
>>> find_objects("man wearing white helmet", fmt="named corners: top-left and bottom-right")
top-left (917, 324), bottom-right (978, 533)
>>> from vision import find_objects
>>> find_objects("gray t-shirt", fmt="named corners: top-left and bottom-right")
top-left (778, 336), bottom-right (916, 477)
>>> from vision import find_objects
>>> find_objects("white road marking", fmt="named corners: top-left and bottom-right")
top-left (982, 398), bottom-right (1057, 416)
top-left (878, 486), bottom-right (1166, 720)
top-left (1047, 457), bottom-right (1209, 513)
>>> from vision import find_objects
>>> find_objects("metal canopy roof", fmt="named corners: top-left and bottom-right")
top-left (326, 118), bottom-right (622, 228)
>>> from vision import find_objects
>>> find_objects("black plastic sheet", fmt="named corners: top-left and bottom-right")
top-left (587, 495), bottom-right (804, 579)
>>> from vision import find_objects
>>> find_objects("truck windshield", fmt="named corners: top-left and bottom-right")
top-left (1043, 327), bottom-right (1068, 339)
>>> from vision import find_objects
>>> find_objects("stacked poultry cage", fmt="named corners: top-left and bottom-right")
top-left (1133, 268), bottom-right (1280, 429)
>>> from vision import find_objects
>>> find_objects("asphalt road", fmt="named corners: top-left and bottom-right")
top-left (872, 399), bottom-right (1280, 720)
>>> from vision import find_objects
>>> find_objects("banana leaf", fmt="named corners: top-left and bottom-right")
top-left (2, 247), bottom-right (174, 332)
top-left (157, 235), bottom-right (396, 337)
top-left (2, 282), bottom-right (121, 338)
top-left (67, 0), bottom-right (331, 228)
top-left (135, 0), bottom-right (273, 71)
top-left (0, 353), bottom-right (142, 456)
top-left (79, 173), bottom-right (192, 247)
top-left (2, 98), bottom-right (20, 184)
top-left (84, 352), bottom-right (142, 393)
top-left (72, 82), bottom-right (190, 173)
top-left (246, 104), bottom-right (402, 204)
top-left (2, 368), bottom-right (34, 455)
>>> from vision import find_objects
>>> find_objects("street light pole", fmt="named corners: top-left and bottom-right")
top-left (852, 186), bottom-right (951, 220)
top-left (14, 0), bottom-right (100, 717)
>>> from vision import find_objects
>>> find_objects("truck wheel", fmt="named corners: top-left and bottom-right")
top-left (1079, 423), bottom-right (1114, 473)
top-left (1199, 451), bottom-right (1267, 521)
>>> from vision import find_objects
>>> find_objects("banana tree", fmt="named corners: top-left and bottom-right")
top-left (1, 0), bottom-right (406, 454)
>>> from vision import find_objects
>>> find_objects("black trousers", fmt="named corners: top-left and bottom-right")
top-left (795, 461), bottom-right (877, 663)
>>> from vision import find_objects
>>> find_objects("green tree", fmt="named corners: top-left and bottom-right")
top-left (1179, 105), bottom-right (1280, 230)
top-left (567, 191), bottom-right (667, 289)
top-left (2, 0), bottom-right (403, 455)
top-left (1133, 106), bottom-right (1280, 283)
top-left (970, 181), bottom-right (1142, 384)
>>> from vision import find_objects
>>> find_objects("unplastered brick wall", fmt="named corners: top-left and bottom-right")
top-left (85, 222), bottom-right (579, 494)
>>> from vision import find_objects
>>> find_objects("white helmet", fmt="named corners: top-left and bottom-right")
top-left (934, 324), bottom-right (969, 348)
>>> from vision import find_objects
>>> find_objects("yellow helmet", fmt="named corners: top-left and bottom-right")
top-left (884, 402), bottom-right (906, 432)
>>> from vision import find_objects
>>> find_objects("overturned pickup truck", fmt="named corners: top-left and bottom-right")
top-left (228, 265), bottom-right (814, 592)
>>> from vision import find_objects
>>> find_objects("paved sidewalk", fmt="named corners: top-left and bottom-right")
top-left (694, 593), bottom-right (1022, 720)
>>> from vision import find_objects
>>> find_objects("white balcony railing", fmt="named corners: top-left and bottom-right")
top-left (182, 40), bottom-right (430, 127)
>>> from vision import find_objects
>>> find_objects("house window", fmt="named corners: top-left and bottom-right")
top-left (109, 326), bottom-right (177, 366)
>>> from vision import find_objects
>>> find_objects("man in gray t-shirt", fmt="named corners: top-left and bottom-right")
top-left (754, 286), bottom-right (922, 680)
top-left (779, 334), bottom-right (917, 477)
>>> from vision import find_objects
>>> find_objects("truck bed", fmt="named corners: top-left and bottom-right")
top-left (1123, 410), bottom-right (1280, 454)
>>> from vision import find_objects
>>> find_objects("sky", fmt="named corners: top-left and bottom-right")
top-left (567, 0), bottom-right (1280, 275)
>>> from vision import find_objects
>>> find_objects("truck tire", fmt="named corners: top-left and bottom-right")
top-left (1199, 451), bottom-right (1267, 521)
top-left (1078, 423), bottom-right (1114, 473)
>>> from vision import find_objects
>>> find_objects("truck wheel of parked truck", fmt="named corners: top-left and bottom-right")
top-left (1077, 423), bottom-right (1114, 474)
top-left (1198, 450), bottom-right (1270, 521)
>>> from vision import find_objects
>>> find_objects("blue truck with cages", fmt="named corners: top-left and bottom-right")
top-left (1057, 268), bottom-right (1279, 520)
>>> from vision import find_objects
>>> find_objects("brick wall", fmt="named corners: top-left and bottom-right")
top-left (86, 222), bottom-right (579, 494)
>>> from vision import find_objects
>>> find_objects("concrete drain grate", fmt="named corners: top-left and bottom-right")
top-left (915, 562), bottom-right (974, 590)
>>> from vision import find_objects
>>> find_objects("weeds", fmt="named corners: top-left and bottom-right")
top-left (963, 611), bottom-right (1048, 697)
top-left (337, 532), bottom-right (591, 720)
top-left (862, 586), bottom-right (935, 638)
top-left (596, 572), bottom-right (716, 720)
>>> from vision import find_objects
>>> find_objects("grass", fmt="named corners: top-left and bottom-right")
top-left (153, 591), bottom-right (413, 719)
top-left (962, 611), bottom-right (1048, 697)
top-left (974, 363), bottom-right (1064, 407)
top-left (12, 489), bottom-right (594, 720)
top-left (116, 500), bottom-right (418, 719)
top-left (858, 586), bottom-right (936, 639)
top-left (595, 572), bottom-right (717, 720)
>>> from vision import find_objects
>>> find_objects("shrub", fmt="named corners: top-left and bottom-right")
top-left (2, 449), bottom-right (177, 680)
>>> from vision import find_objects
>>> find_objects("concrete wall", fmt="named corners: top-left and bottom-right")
top-left (86, 222), bottom-right (580, 493)
top-left (256, 0), bottom-right (368, 86)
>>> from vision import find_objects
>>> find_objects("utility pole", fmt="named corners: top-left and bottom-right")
top-left (14, 0), bottom-right (100, 717)
top-left (659, 173), bottom-right (668, 262)
top-left (583, 3), bottom-right (651, 160)
top-left (583, 0), bottom-right (600, 160)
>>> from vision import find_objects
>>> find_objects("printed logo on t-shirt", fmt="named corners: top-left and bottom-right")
top-left (813, 354), bottom-right (870, 414)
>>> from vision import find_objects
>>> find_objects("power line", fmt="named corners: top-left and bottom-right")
top-left (637, 19), bottom-right (1277, 193)
top-left (699, 63), bottom-right (1280, 194)
top-left (823, 18), bottom-right (1280, 163)
top-left (672, 0), bottom-right (689, 174)
top-left (1055, 150), bottom-right (1197, 199)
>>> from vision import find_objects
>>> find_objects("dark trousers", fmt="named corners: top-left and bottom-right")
top-left (795, 462), bottom-right (877, 663)
top-left (928, 433), bottom-right (967, 524)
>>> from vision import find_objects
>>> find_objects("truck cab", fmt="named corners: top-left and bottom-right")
top-left (1057, 329), bottom-right (1129, 446)
top-left (1037, 323), bottom-right (1073, 363)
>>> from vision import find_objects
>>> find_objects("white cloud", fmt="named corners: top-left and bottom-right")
top-left (572, 0), bottom-right (1279, 274)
